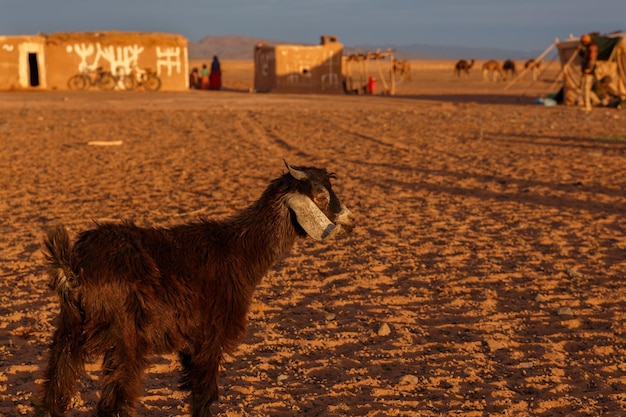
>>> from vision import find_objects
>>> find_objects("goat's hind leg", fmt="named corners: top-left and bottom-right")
top-left (36, 321), bottom-right (86, 417)
top-left (96, 347), bottom-right (149, 417)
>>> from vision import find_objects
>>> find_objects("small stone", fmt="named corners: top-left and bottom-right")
top-left (535, 294), bottom-right (547, 303)
top-left (399, 374), bottom-right (419, 385)
top-left (486, 340), bottom-right (506, 351)
top-left (277, 374), bottom-right (288, 383)
top-left (520, 361), bottom-right (534, 369)
top-left (566, 269), bottom-right (582, 279)
top-left (325, 313), bottom-right (336, 321)
top-left (558, 307), bottom-right (573, 316)
top-left (377, 323), bottom-right (391, 336)
top-left (483, 289), bottom-right (496, 298)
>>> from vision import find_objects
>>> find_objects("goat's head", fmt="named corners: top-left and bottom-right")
top-left (283, 159), bottom-right (355, 241)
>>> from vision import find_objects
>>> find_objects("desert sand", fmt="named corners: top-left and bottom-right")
top-left (1, 60), bottom-right (625, 416)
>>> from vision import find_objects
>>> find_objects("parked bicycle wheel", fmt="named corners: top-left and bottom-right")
top-left (98, 73), bottom-right (117, 90)
top-left (143, 74), bottom-right (162, 92)
top-left (121, 75), bottom-right (136, 91)
top-left (67, 74), bottom-right (88, 90)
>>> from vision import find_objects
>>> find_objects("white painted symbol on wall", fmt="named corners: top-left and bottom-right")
top-left (66, 42), bottom-right (180, 77)
top-left (156, 47), bottom-right (181, 76)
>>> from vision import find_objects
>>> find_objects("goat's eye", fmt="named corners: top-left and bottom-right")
top-left (314, 195), bottom-right (328, 207)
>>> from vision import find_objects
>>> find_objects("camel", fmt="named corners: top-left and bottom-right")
top-left (524, 59), bottom-right (542, 81)
top-left (482, 59), bottom-right (505, 82)
top-left (454, 59), bottom-right (474, 77)
top-left (393, 59), bottom-right (412, 82)
top-left (503, 59), bottom-right (516, 78)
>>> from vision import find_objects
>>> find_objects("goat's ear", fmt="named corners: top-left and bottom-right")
top-left (286, 193), bottom-right (338, 241)
top-left (283, 159), bottom-right (308, 181)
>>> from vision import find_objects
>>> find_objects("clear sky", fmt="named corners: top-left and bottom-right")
top-left (2, 0), bottom-right (625, 52)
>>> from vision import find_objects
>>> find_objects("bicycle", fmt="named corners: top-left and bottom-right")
top-left (111, 66), bottom-right (136, 91)
top-left (67, 67), bottom-right (116, 91)
top-left (124, 67), bottom-right (162, 92)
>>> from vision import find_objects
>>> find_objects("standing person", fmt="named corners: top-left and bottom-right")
top-left (367, 76), bottom-right (377, 94)
top-left (189, 67), bottom-right (200, 89)
top-left (578, 33), bottom-right (598, 111)
top-left (200, 63), bottom-right (210, 90)
top-left (209, 55), bottom-right (222, 90)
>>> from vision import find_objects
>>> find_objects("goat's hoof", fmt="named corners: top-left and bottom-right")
top-left (31, 401), bottom-right (63, 417)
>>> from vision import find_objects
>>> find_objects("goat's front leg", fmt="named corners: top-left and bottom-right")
top-left (96, 347), bottom-right (149, 417)
top-left (180, 351), bottom-right (221, 417)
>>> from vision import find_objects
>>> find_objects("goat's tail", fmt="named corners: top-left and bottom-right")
top-left (43, 225), bottom-right (81, 317)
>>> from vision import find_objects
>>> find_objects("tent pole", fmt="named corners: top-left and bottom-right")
top-left (390, 52), bottom-right (396, 95)
top-left (617, 48), bottom-right (626, 96)
top-left (534, 55), bottom-right (557, 82)
top-left (547, 69), bottom-right (564, 92)
top-left (504, 42), bottom-right (556, 90)
top-left (548, 50), bottom-right (579, 93)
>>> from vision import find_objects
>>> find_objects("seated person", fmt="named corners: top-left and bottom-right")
top-left (591, 76), bottom-right (622, 108)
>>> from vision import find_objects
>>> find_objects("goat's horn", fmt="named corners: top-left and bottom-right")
top-left (285, 193), bottom-right (336, 241)
top-left (283, 159), bottom-right (308, 181)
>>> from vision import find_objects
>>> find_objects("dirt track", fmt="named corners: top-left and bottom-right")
top-left (1, 62), bottom-right (626, 416)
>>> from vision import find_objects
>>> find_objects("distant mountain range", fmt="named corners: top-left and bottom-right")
top-left (188, 36), bottom-right (546, 61)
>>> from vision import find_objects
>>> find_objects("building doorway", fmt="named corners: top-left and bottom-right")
top-left (28, 53), bottom-right (40, 87)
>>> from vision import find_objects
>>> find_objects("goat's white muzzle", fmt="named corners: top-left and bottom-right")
top-left (286, 195), bottom-right (353, 241)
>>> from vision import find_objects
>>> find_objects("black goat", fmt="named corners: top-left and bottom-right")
top-left (37, 160), bottom-right (355, 417)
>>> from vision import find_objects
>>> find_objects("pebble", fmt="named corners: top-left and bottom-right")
top-left (558, 307), bottom-right (573, 316)
top-left (325, 313), bottom-right (336, 321)
top-left (399, 374), bottom-right (419, 385)
top-left (483, 289), bottom-right (496, 298)
top-left (520, 361), bottom-right (535, 369)
top-left (483, 337), bottom-right (507, 351)
top-left (566, 269), bottom-right (582, 279)
top-left (377, 323), bottom-right (391, 336)
top-left (535, 294), bottom-right (547, 303)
